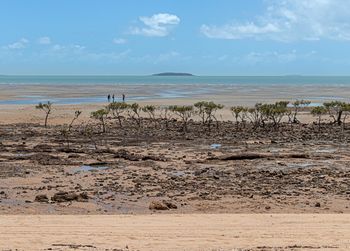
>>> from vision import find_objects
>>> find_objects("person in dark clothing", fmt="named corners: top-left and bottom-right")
top-left (122, 93), bottom-right (125, 102)
top-left (107, 94), bottom-right (111, 103)
top-left (112, 94), bottom-right (115, 103)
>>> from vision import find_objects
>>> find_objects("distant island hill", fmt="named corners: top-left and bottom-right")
top-left (152, 72), bottom-right (194, 76)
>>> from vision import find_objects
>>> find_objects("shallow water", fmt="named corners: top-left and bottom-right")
top-left (210, 144), bottom-right (222, 149)
top-left (73, 165), bottom-right (109, 173)
top-left (1, 75), bottom-right (350, 105)
top-left (0, 89), bottom-right (213, 105)
top-left (168, 170), bottom-right (187, 177)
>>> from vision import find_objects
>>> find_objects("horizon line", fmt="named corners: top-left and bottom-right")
top-left (2, 74), bottom-right (350, 77)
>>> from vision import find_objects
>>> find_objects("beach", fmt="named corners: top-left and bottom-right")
top-left (1, 214), bottom-right (350, 250)
top-left (2, 75), bottom-right (350, 125)
top-left (1, 82), bottom-right (350, 125)
top-left (1, 77), bottom-right (350, 250)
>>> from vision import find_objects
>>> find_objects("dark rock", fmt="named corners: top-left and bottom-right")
top-left (51, 192), bottom-right (89, 203)
top-left (33, 144), bottom-right (53, 152)
top-left (30, 153), bottom-right (71, 165)
top-left (315, 202), bottom-right (321, 207)
top-left (149, 200), bottom-right (169, 210)
top-left (35, 194), bottom-right (49, 203)
top-left (162, 200), bottom-right (178, 209)
top-left (114, 149), bottom-right (142, 161)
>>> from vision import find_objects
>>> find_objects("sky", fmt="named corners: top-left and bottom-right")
top-left (1, 0), bottom-right (350, 75)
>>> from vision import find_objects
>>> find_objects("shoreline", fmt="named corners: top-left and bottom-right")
top-left (1, 83), bottom-right (350, 106)
top-left (0, 82), bottom-right (349, 125)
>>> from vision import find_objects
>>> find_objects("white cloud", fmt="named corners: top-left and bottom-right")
top-left (130, 13), bottom-right (180, 37)
top-left (242, 50), bottom-right (317, 64)
top-left (72, 44), bottom-right (86, 51)
top-left (113, 38), bottom-right (127, 44)
top-left (51, 44), bottom-right (85, 52)
top-left (38, 37), bottom-right (51, 45)
top-left (128, 50), bottom-right (189, 64)
top-left (52, 44), bottom-right (64, 51)
top-left (201, 0), bottom-right (350, 41)
top-left (83, 49), bottom-right (131, 62)
top-left (38, 43), bottom-right (129, 63)
top-left (201, 23), bottom-right (280, 40)
top-left (3, 38), bottom-right (29, 49)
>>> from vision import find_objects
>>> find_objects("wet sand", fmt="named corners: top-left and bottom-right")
top-left (1, 83), bottom-right (350, 107)
top-left (0, 82), bottom-right (347, 125)
top-left (1, 214), bottom-right (349, 251)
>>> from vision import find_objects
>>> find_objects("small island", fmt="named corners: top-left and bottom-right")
top-left (152, 72), bottom-right (194, 76)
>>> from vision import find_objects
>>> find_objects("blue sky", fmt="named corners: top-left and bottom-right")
top-left (1, 0), bottom-right (350, 75)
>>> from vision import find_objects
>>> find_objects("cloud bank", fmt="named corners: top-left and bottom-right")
top-left (201, 0), bottom-right (350, 41)
top-left (3, 38), bottom-right (29, 49)
top-left (130, 13), bottom-right (180, 37)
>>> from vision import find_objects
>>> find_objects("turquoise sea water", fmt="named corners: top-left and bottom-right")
top-left (1, 75), bottom-right (350, 85)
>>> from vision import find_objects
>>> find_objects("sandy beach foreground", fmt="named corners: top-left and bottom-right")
top-left (1, 83), bottom-right (350, 250)
top-left (1, 214), bottom-right (349, 251)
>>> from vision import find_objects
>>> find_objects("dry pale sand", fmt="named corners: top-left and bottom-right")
top-left (0, 214), bottom-right (349, 251)
top-left (0, 102), bottom-right (316, 125)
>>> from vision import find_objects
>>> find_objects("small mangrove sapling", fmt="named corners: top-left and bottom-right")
top-left (35, 101), bottom-right (52, 128)
top-left (107, 102), bottom-right (128, 127)
top-left (311, 106), bottom-right (327, 131)
top-left (127, 103), bottom-right (142, 128)
top-left (91, 108), bottom-right (109, 133)
top-left (69, 110), bottom-right (82, 131)
top-left (169, 105), bottom-right (194, 132)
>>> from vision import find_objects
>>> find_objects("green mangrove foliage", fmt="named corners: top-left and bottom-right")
top-left (36, 101), bottom-right (52, 128)
top-left (107, 102), bottom-right (128, 127)
top-left (194, 101), bottom-right (224, 130)
top-left (142, 105), bottom-right (157, 125)
top-left (127, 103), bottom-right (142, 128)
top-left (244, 101), bottom-right (289, 127)
top-left (323, 101), bottom-right (350, 125)
top-left (45, 98), bottom-right (350, 135)
top-left (90, 108), bottom-right (109, 133)
top-left (169, 105), bottom-right (194, 132)
top-left (290, 100), bottom-right (311, 123)
top-left (231, 106), bottom-right (248, 126)
top-left (69, 110), bottom-right (82, 131)
top-left (311, 106), bottom-right (327, 131)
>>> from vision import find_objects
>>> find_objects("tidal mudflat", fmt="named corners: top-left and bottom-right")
top-left (1, 116), bottom-right (349, 214)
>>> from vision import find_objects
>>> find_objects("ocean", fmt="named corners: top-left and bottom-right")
top-left (1, 75), bottom-right (350, 86)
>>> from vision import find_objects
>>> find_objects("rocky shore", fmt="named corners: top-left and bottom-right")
top-left (0, 119), bottom-right (349, 214)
